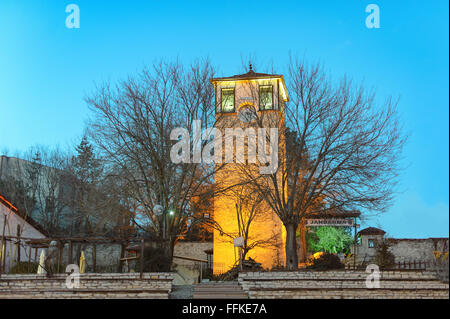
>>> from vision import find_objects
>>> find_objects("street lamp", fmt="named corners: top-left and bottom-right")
top-left (153, 205), bottom-right (174, 240)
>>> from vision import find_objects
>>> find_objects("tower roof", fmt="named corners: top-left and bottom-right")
top-left (358, 227), bottom-right (386, 236)
top-left (211, 69), bottom-right (283, 82)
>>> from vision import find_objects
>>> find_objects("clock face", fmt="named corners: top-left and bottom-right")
top-left (238, 105), bottom-right (257, 123)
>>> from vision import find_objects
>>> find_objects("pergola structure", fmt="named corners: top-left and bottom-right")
top-left (0, 235), bottom-right (145, 277)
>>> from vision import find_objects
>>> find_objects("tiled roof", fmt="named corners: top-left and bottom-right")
top-left (211, 69), bottom-right (283, 82)
top-left (358, 227), bottom-right (386, 236)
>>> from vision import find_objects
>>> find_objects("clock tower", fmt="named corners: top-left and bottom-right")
top-left (210, 66), bottom-right (289, 274)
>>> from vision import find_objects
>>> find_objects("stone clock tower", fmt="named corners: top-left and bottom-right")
top-left (210, 66), bottom-right (289, 274)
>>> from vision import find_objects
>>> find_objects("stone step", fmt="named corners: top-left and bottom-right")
top-left (239, 272), bottom-right (440, 281)
top-left (194, 289), bottom-right (248, 294)
top-left (0, 288), bottom-right (169, 297)
top-left (193, 293), bottom-right (249, 299)
top-left (248, 289), bottom-right (450, 299)
top-left (0, 292), bottom-right (168, 299)
top-left (193, 281), bottom-right (248, 299)
top-left (240, 280), bottom-right (449, 290)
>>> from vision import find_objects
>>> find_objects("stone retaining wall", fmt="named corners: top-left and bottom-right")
top-left (387, 238), bottom-right (448, 262)
top-left (173, 242), bottom-right (212, 266)
top-left (0, 273), bottom-right (173, 299)
top-left (238, 270), bottom-right (449, 299)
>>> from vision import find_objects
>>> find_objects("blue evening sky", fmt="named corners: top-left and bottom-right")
top-left (0, 0), bottom-right (448, 238)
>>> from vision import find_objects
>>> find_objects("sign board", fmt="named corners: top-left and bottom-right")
top-left (306, 218), bottom-right (354, 227)
top-left (233, 236), bottom-right (244, 247)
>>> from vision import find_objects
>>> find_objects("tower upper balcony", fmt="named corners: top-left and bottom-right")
top-left (210, 65), bottom-right (289, 115)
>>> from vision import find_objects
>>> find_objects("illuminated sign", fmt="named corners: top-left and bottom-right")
top-left (306, 218), bottom-right (354, 227)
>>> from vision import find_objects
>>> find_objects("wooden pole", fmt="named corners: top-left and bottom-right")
top-left (16, 231), bottom-right (21, 264)
top-left (140, 238), bottom-right (145, 279)
top-left (58, 242), bottom-right (63, 273)
top-left (92, 244), bottom-right (97, 273)
top-left (118, 242), bottom-right (125, 273)
top-left (2, 243), bottom-right (6, 273)
top-left (28, 245), bottom-right (31, 263)
top-left (68, 240), bottom-right (73, 265)
top-left (353, 217), bottom-right (357, 269)
top-left (235, 204), bottom-right (243, 271)
top-left (28, 245), bottom-right (32, 272)
top-left (1, 215), bottom-right (7, 274)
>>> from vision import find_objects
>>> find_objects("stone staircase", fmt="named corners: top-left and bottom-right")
top-left (193, 281), bottom-right (248, 299)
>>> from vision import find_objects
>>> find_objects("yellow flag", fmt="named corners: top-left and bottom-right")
top-left (80, 251), bottom-right (86, 274)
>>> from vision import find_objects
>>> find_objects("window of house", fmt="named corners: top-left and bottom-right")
top-left (259, 85), bottom-right (273, 110)
top-left (221, 88), bottom-right (235, 112)
top-left (368, 239), bottom-right (375, 248)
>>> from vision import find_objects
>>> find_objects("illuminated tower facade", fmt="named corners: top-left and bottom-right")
top-left (210, 66), bottom-right (289, 274)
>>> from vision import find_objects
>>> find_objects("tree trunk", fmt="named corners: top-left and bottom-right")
top-left (285, 223), bottom-right (299, 270)
top-left (118, 242), bottom-right (125, 273)
top-left (163, 239), bottom-right (175, 272)
top-left (298, 219), bottom-right (307, 263)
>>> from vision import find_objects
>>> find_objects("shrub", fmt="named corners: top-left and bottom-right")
top-left (307, 226), bottom-right (353, 254)
top-left (218, 258), bottom-right (265, 281)
top-left (434, 251), bottom-right (449, 283)
top-left (374, 240), bottom-right (395, 269)
top-left (306, 252), bottom-right (344, 270)
top-left (136, 246), bottom-right (172, 272)
top-left (9, 262), bottom-right (39, 274)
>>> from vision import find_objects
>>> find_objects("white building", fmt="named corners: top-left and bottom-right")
top-left (0, 194), bottom-right (47, 273)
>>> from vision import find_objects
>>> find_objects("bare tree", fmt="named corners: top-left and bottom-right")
top-left (66, 136), bottom-right (123, 237)
top-left (227, 185), bottom-right (280, 263)
top-left (0, 147), bottom-right (73, 236)
top-left (86, 59), bottom-right (222, 260)
top-left (240, 58), bottom-right (407, 269)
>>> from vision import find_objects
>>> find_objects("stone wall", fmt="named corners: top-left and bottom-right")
top-left (387, 238), bottom-right (448, 262)
top-left (355, 236), bottom-right (448, 265)
top-left (173, 242), bottom-right (212, 266)
top-left (238, 270), bottom-right (449, 299)
top-left (0, 273), bottom-right (173, 299)
top-left (172, 242), bottom-right (213, 285)
top-left (62, 243), bottom-right (123, 272)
